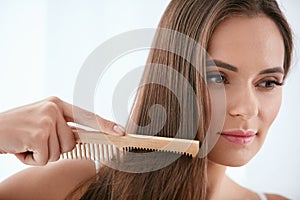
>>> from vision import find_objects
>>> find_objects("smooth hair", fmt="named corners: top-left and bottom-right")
top-left (67, 0), bottom-right (293, 199)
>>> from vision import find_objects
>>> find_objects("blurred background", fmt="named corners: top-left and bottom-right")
top-left (0, 0), bottom-right (299, 199)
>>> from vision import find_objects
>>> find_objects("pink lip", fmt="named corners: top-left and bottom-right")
top-left (221, 130), bottom-right (257, 145)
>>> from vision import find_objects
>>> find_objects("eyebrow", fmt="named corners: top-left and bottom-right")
top-left (206, 59), bottom-right (238, 72)
top-left (206, 59), bottom-right (284, 75)
top-left (258, 67), bottom-right (284, 75)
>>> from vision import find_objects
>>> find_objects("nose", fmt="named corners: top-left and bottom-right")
top-left (228, 85), bottom-right (259, 120)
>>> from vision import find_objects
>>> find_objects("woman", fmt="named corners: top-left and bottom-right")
top-left (0, 0), bottom-right (293, 199)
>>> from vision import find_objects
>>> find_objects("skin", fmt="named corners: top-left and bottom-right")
top-left (206, 15), bottom-right (287, 199)
top-left (0, 97), bottom-right (124, 200)
top-left (0, 96), bottom-right (125, 165)
top-left (0, 15), bottom-right (289, 200)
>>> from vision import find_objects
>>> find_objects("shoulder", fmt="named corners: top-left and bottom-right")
top-left (223, 177), bottom-right (290, 200)
top-left (0, 159), bottom-right (96, 200)
top-left (265, 193), bottom-right (290, 200)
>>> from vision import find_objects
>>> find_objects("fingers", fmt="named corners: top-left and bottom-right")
top-left (55, 114), bottom-right (76, 154)
top-left (43, 97), bottom-right (76, 159)
top-left (15, 142), bottom-right (49, 166)
top-left (31, 142), bottom-right (49, 165)
top-left (47, 125), bottom-right (62, 162)
top-left (57, 98), bottom-right (125, 136)
top-left (12, 96), bottom-right (125, 166)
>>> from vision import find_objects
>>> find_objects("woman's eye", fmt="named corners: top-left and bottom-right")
top-left (206, 74), bottom-right (227, 84)
top-left (257, 80), bottom-right (283, 90)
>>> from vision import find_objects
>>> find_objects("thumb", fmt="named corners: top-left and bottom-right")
top-left (60, 101), bottom-right (125, 136)
top-left (95, 115), bottom-right (126, 136)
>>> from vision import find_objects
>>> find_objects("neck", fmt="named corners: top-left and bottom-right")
top-left (206, 160), bottom-right (227, 200)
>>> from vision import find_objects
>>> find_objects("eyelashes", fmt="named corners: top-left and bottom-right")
top-left (256, 80), bottom-right (284, 90)
top-left (206, 73), bottom-right (228, 84)
top-left (206, 72), bottom-right (284, 90)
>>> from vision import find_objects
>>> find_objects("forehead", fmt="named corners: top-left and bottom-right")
top-left (207, 15), bottom-right (285, 72)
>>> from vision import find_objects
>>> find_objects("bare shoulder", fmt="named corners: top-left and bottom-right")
top-left (223, 176), bottom-right (290, 200)
top-left (265, 193), bottom-right (290, 200)
top-left (0, 159), bottom-right (96, 200)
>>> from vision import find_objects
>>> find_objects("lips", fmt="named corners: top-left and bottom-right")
top-left (220, 130), bottom-right (257, 145)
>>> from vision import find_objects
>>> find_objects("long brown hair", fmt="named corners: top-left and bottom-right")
top-left (68, 0), bottom-right (293, 199)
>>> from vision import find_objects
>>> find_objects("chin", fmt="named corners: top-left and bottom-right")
top-left (208, 154), bottom-right (253, 167)
top-left (223, 159), bottom-right (252, 167)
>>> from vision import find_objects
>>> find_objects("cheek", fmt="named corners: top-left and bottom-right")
top-left (258, 90), bottom-right (282, 130)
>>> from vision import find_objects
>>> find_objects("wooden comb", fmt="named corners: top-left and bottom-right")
top-left (61, 129), bottom-right (199, 161)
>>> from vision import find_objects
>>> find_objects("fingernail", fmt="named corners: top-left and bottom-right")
top-left (113, 125), bottom-right (126, 135)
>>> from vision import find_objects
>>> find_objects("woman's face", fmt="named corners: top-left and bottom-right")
top-left (206, 15), bottom-right (285, 166)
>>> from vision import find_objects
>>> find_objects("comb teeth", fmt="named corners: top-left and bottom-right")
top-left (61, 130), bottom-right (199, 162)
top-left (61, 143), bottom-right (126, 162)
top-left (61, 143), bottom-right (193, 162)
top-left (123, 146), bottom-right (193, 158)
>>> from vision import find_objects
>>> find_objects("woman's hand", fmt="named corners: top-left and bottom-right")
top-left (0, 96), bottom-right (125, 166)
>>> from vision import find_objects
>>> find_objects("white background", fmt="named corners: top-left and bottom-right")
top-left (0, 1), bottom-right (299, 199)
